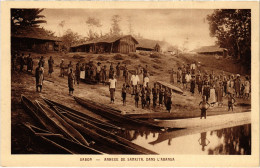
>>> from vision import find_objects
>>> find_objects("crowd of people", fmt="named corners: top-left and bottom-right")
top-left (11, 52), bottom-right (251, 115)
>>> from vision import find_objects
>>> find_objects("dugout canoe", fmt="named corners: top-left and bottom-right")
top-left (42, 97), bottom-right (122, 131)
top-left (54, 106), bottom-right (157, 154)
top-left (35, 100), bottom-right (90, 146)
top-left (52, 106), bottom-right (151, 154)
top-left (126, 112), bottom-right (177, 120)
top-left (23, 122), bottom-right (103, 154)
top-left (21, 95), bottom-right (63, 135)
top-left (156, 81), bottom-right (183, 94)
top-left (74, 96), bottom-right (165, 130)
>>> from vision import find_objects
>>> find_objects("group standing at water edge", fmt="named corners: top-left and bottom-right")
top-left (11, 52), bottom-right (251, 114)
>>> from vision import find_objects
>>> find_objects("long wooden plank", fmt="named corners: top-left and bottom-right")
top-left (53, 107), bottom-right (150, 154)
top-left (21, 95), bottom-right (63, 135)
top-left (35, 101), bottom-right (90, 146)
top-left (61, 110), bottom-right (158, 154)
top-left (23, 123), bottom-right (103, 154)
top-left (156, 81), bottom-right (183, 94)
top-left (74, 96), bottom-right (165, 130)
top-left (42, 97), bottom-right (122, 130)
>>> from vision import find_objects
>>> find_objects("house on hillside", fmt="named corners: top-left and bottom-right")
top-left (70, 35), bottom-right (138, 54)
top-left (192, 45), bottom-right (227, 56)
top-left (136, 38), bottom-right (161, 52)
top-left (11, 27), bottom-right (61, 53)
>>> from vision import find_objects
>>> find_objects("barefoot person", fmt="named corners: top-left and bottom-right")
top-left (228, 93), bottom-right (236, 111)
top-left (68, 69), bottom-right (75, 95)
top-left (48, 56), bottom-right (54, 77)
top-left (27, 53), bottom-right (33, 73)
top-left (35, 62), bottom-right (44, 92)
top-left (199, 96), bottom-right (210, 119)
top-left (122, 83), bottom-right (127, 106)
top-left (109, 75), bottom-right (117, 104)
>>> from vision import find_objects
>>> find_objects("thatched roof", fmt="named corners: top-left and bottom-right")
top-left (71, 35), bottom-right (138, 48)
top-left (12, 27), bottom-right (61, 42)
top-left (192, 45), bottom-right (226, 53)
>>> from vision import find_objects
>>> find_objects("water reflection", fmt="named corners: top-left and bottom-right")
top-left (118, 124), bottom-right (251, 155)
top-left (198, 132), bottom-right (210, 151)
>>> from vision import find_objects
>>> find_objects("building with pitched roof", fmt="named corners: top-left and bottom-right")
top-left (192, 45), bottom-right (227, 56)
top-left (11, 27), bottom-right (61, 53)
top-left (70, 35), bottom-right (138, 54)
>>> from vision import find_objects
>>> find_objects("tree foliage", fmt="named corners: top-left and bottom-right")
top-left (11, 8), bottom-right (46, 32)
top-left (61, 29), bottom-right (81, 50)
top-left (111, 15), bottom-right (121, 36)
top-left (207, 9), bottom-right (251, 72)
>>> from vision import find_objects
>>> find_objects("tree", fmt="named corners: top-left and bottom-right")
top-left (127, 16), bottom-right (134, 35)
top-left (85, 17), bottom-right (102, 40)
top-left (207, 9), bottom-right (251, 72)
top-left (111, 15), bottom-right (121, 36)
top-left (61, 29), bottom-right (80, 51)
top-left (58, 20), bottom-right (65, 37)
top-left (11, 8), bottom-right (46, 32)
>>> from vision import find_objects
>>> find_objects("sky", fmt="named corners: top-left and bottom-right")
top-left (40, 9), bottom-right (217, 51)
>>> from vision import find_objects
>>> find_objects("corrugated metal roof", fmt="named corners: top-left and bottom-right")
top-left (192, 45), bottom-right (226, 53)
top-left (12, 27), bottom-right (61, 42)
top-left (71, 35), bottom-right (138, 48)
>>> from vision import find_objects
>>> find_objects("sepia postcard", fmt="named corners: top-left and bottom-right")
top-left (1, 1), bottom-right (259, 167)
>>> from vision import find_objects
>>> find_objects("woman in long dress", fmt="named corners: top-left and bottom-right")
top-left (35, 63), bottom-right (44, 92)
top-left (208, 86), bottom-right (216, 105)
top-left (68, 69), bottom-right (75, 95)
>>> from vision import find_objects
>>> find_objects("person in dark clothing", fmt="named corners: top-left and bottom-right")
top-left (228, 93), bottom-right (236, 111)
top-left (141, 86), bottom-right (146, 109)
top-left (159, 85), bottom-right (165, 107)
top-left (116, 62), bottom-right (121, 78)
top-left (48, 56), bottom-right (54, 76)
top-left (199, 96), bottom-right (210, 119)
top-left (38, 56), bottom-right (45, 68)
top-left (190, 75), bottom-right (196, 95)
top-left (35, 63), bottom-right (44, 92)
top-left (27, 53), bottom-right (33, 73)
top-left (165, 88), bottom-right (172, 113)
top-left (75, 62), bottom-right (81, 85)
top-left (109, 63), bottom-right (114, 79)
top-left (122, 83), bottom-right (127, 106)
top-left (197, 76), bottom-right (203, 95)
top-left (19, 53), bottom-right (25, 72)
top-left (134, 87), bottom-right (140, 108)
top-left (203, 82), bottom-right (210, 101)
top-left (152, 83), bottom-right (158, 109)
top-left (146, 83), bottom-right (151, 108)
top-left (123, 64), bottom-right (128, 83)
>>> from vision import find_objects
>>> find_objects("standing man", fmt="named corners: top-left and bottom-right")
top-left (96, 62), bottom-right (102, 83)
top-left (130, 70), bottom-right (140, 96)
top-left (109, 75), bottom-right (117, 104)
top-left (152, 83), bottom-right (158, 109)
top-left (146, 83), bottom-right (151, 108)
top-left (39, 56), bottom-right (45, 68)
top-left (35, 63), bottom-right (44, 92)
top-left (75, 62), bottom-right (81, 85)
top-left (123, 64), bottom-right (128, 83)
top-left (101, 65), bottom-right (107, 84)
top-left (166, 89), bottom-right (172, 113)
top-left (109, 63), bottom-right (114, 79)
top-left (177, 67), bottom-right (182, 84)
top-left (190, 75), bottom-right (196, 95)
top-left (27, 53), bottom-right (33, 73)
top-left (68, 69), bottom-right (75, 95)
top-left (59, 59), bottom-right (65, 77)
top-left (48, 56), bottom-right (54, 77)
top-left (116, 62), bottom-right (121, 78)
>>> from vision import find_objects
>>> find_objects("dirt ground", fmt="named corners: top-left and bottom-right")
top-left (11, 51), bottom-right (251, 153)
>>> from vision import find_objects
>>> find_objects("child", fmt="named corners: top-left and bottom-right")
top-left (141, 87), bottom-right (146, 109)
top-left (199, 96), bottom-right (210, 119)
top-left (122, 83), bottom-right (127, 106)
top-left (134, 87), bottom-right (140, 108)
top-left (228, 93), bottom-right (236, 111)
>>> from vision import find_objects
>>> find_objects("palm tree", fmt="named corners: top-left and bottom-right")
top-left (11, 8), bottom-right (46, 32)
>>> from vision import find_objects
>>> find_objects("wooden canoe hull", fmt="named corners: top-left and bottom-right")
top-left (74, 96), bottom-right (165, 130)
top-left (42, 97), bottom-right (122, 131)
top-left (23, 123), bottom-right (102, 154)
top-left (156, 81), bottom-right (183, 94)
top-left (53, 107), bottom-right (149, 154)
top-left (35, 100), bottom-right (90, 146)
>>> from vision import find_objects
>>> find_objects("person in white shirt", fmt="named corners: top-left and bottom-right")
top-left (130, 70), bottom-right (140, 95)
top-left (144, 71), bottom-right (150, 88)
top-left (185, 72), bottom-right (192, 89)
top-left (109, 75), bottom-right (117, 103)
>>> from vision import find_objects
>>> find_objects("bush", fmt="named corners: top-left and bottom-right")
top-left (122, 60), bottom-right (132, 65)
top-left (139, 51), bottom-right (150, 56)
top-left (97, 55), bottom-right (109, 61)
top-left (128, 53), bottom-right (140, 59)
top-left (73, 54), bottom-right (84, 59)
top-left (152, 64), bottom-right (162, 69)
top-left (150, 52), bottom-right (161, 58)
top-left (113, 54), bottom-right (124, 60)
